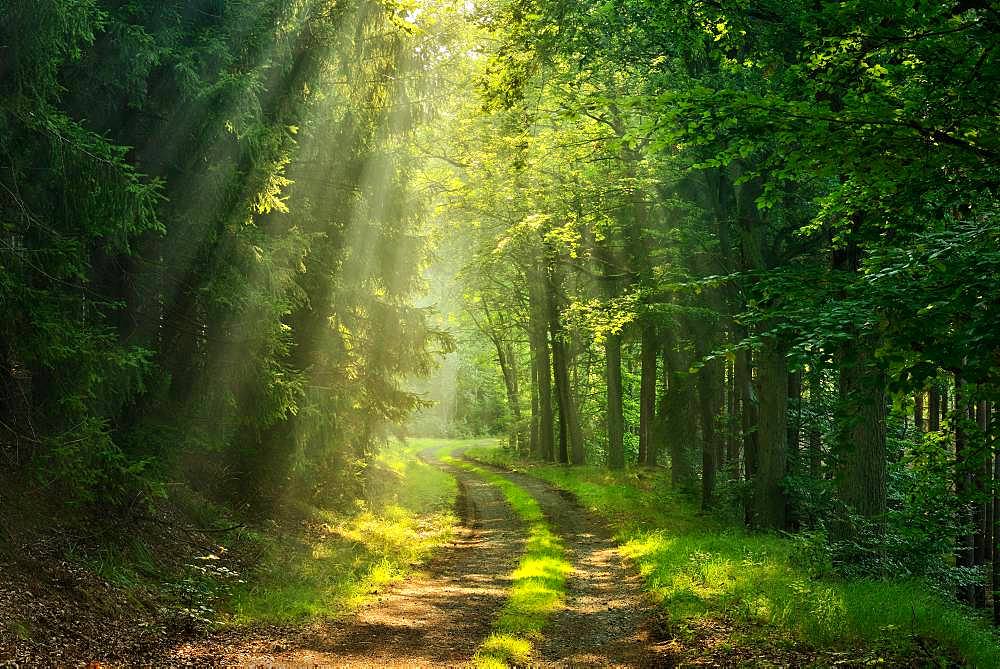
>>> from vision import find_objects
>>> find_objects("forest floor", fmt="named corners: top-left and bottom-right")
top-left (5, 439), bottom-right (996, 667)
top-left (159, 447), bottom-right (524, 666)
top-left (156, 445), bottom-right (671, 667)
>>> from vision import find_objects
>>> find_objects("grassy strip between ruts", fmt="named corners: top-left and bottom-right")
top-left (226, 439), bottom-right (458, 623)
top-left (440, 448), bottom-right (571, 668)
top-left (465, 443), bottom-right (1000, 668)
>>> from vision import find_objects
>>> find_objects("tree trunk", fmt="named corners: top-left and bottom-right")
top-left (835, 342), bottom-right (887, 522)
top-left (915, 392), bottom-right (925, 432)
top-left (651, 342), bottom-right (669, 468)
top-left (992, 401), bottom-right (1000, 625)
top-left (535, 335), bottom-right (554, 461)
top-left (725, 359), bottom-right (737, 474)
top-left (929, 385), bottom-right (941, 432)
top-left (736, 344), bottom-right (757, 524)
top-left (639, 324), bottom-right (658, 466)
top-left (530, 358), bottom-right (540, 456)
top-left (954, 375), bottom-right (975, 604)
top-left (979, 400), bottom-right (992, 563)
top-left (548, 281), bottom-right (583, 465)
top-left (551, 328), bottom-right (582, 464)
top-left (606, 331), bottom-right (625, 470)
top-left (663, 327), bottom-right (696, 486)
top-left (555, 390), bottom-right (569, 464)
top-left (973, 398), bottom-right (988, 607)
top-left (786, 369), bottom-right (803, 528)
top-left (511, 343), bottom-right (527, 452)
top-left (527, 264), bottom-right (554, 461)
top-left (807, 366), bottom-right (823, 480)
top-left (697, 356), bottom-right (722, 509)
top-left (788, 370), bottom-right (802, 476)
top-left (754, 336), bottom-right (788, 529)
top-left (493, 338), bottom-right (521, 453)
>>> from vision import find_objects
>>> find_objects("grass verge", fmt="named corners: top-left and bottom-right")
top-left (466, 442), bottom-right (1000, 668)
top-left (440, 447), bottom-right (571, 668)
top-left (227, 439), bottom-right (458, 623)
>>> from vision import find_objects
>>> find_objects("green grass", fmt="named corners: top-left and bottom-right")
top-left (466, 443), bottom-right (1000, 668)
top-left (228, 439), bottom-right (458, 623)
top-left (440, 447), bottom-right (571, 668)
top-left (6, 617), bottom-right (31, 641)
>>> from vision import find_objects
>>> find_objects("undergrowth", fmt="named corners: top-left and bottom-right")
top-left (466, 443), bottom-right (1000, 668)
top-left (3, 438), bottom-right (460, 651)
top-left (227, 439), bottom-right (458, 623)
top-left (17, 437), bottom-right (459, 641)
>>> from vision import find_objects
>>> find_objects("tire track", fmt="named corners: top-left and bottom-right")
top-left (464, 454), bottom-right (669, 668)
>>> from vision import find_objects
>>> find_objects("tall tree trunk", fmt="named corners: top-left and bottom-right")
top-left (929, 385), bottom-right (941, 432)
top-left (639, 323), bottom-right (658, 466)
top-left (829, 208), bottom-right (887, 527)
top-left (835, 342), bottom-right (887, 522)
top-left (737, 344), bottom-right (757, 524)
top-left (973, 397), bottom-right (988, 607)
top-left (955, 375), bottom-right (975, 604)
top-left (731, 168), bottom-right (764, 518)
top-left (992, 401), bottom-right (1000, 626)
top-left (606, 331), bottom-right (625, 470)
top-left (530, 358), bottom-right (540, 456)
top-left (786, 370), bottom-right (803, 528)
top-left (651, 342), bottom-right (670, 468)
top-left (548, 277), bottom-right (584, 465)
top-left (593, 226), bottom-right (626, 471)
top-left (915, 392), bottom-right (925, 432)
top-left (697, 356), bottom-right (722, 509)
top-left (550, 326), bottom-right (581, 464)
top-left (535, 332), bottom-right (554, 461)
top-left (788, 370), bottom-right (802, 474)
top-left (493, 338), bottom-right (521, 453)
top-left (979, 400), bottom-right (993, 564)
top-left (725, 358), bottom-right (737, 475)
top-left (754, 336), bottom-right (788, 529)
top-left (555, 391), bottom-right (569, 464)
top-left (663, 327), bottom-right (696, 486)
top-left (527, 263), bottom-right (554, 461)
top-left (511, 343), bottom-right (527, 452)
top-left (807, 366), bottom-right (823, 480)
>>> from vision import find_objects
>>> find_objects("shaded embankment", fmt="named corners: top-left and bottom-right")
top-left (460, 451), bottom-right (671, 668)
top-left (163, 448), bottom-right (525, 667)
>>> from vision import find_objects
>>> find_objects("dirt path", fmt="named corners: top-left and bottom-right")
top-left (160, 449), bottom-right (671, 668)
top-left (463, 454), bottom-right (670, 669)
top-left (163, 449), bottom-right (525, 667)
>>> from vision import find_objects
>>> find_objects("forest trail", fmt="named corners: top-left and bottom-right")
top-left (458, 452), bottom-right (667, 668)
top-left (160, 446), bottom-right (668, 667)
top-left (164, 448), bottom-right (524, 667)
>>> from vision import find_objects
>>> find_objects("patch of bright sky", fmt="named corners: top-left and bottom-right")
top-left (404, 0), bottom-right (477, 25)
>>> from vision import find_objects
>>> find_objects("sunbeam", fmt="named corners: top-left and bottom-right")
top-left (3, 0), bottom-right (1000, 665)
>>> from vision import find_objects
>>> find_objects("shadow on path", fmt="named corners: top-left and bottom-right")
top-left (463, 454), bottom-right (672, 669)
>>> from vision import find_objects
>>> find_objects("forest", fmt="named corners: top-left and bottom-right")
top-left (1, 0), bottom-right (999, 666)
